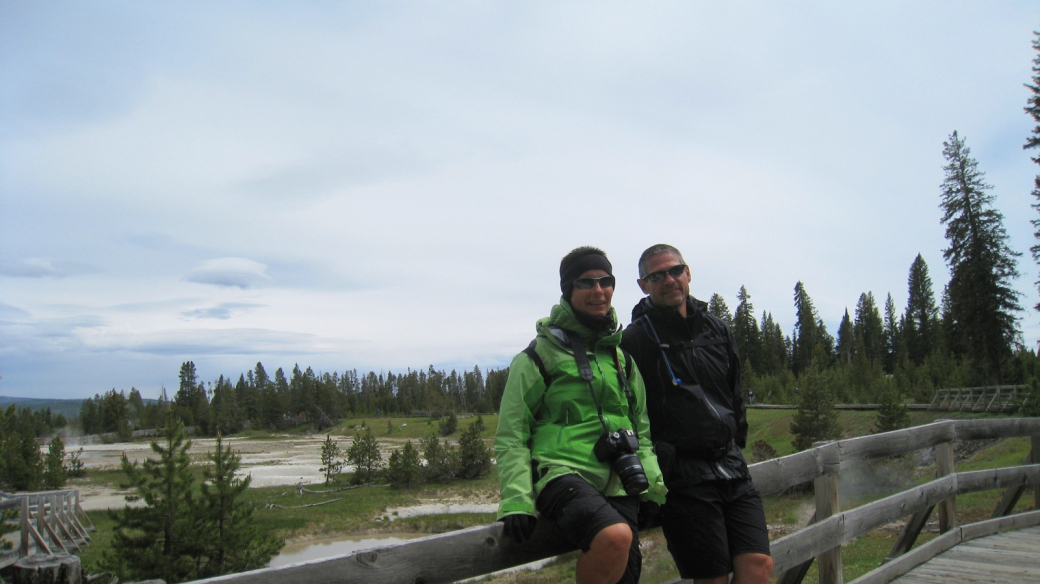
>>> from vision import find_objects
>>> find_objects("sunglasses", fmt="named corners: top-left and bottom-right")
top-left (642, 264), bottom-right (686, 283)
top-left (573, 275), bottom-right (616, 290)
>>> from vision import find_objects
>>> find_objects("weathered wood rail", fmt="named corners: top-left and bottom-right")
top-left (185, 418), bottom-right (1039, 584)
top-left (928, 385), bottom-right (1034, 413)
top-left (0, 489), bottom-right (94, 569)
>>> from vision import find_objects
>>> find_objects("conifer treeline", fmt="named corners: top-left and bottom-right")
top-left (81, 362), bottom-right (509, 436)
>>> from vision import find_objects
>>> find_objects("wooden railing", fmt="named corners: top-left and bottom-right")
top-left (0, 489), bottom-right (94, 569)
top-left (928, 385), bottom-right (1034, 413)
top-left (186, 418), bottom-right (1039, 584)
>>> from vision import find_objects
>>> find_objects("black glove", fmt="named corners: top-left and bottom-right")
top-left (637, 501), bottom-right (660, 530)
top-left (500, 513), bottom-right (537, 545)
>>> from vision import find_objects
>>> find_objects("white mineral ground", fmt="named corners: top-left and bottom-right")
top-left (68, 434), bottom-right (497, 519)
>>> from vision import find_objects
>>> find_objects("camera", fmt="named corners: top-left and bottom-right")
top-left (593, 428), bottom-right (650, 495)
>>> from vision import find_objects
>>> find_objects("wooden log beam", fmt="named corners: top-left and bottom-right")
top-left (774, 511), bottom-right (816, 584)
top-left (952, 417), bottom-right (1040, 441)
top-left (837, 422), bottom-right (954, 472)
top-left (192, 520), bottom-right (578, 584)
top-left (748, 449), bottom-right (822, 496)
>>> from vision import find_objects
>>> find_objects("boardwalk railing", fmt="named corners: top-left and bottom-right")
top-left (928, 385), bottom-right (1035, 413)
top-left (187, 418), bottom-right (1039, 584)
top-left (0, 489), bottom-right (94, 569)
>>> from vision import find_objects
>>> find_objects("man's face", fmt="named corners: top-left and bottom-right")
top-left (637, 251), bottom-right (690, 310)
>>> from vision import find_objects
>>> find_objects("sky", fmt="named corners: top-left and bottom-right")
top-left (2, 2), bottom-right (1039, 400)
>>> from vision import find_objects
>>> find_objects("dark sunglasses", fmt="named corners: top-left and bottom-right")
top-left (642, 264), bottom-right (686, 283)
top-left (573, 275), bottom-right (616, 290)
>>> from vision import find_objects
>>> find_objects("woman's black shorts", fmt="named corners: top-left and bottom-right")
top-left (536, 473), bottom-right (641, 583)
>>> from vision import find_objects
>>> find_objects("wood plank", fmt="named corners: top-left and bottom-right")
top-left (935, 441), bottom-right (957, 533)
top-left (838, 423), bottom-right (954, 472)
top-left (954, 417), bottom-right (1040, 441)
top-left (748, 448), bottom-right (822, 496)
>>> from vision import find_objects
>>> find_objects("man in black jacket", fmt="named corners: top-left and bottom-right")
top-left (621, 244), bottom-right (772, 584)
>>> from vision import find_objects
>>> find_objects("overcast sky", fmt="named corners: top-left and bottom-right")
top-left (2, 2), bottom-right (1039, 400)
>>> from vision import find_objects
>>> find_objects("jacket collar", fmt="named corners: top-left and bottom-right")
top-left (539, 297), bottom-right (621, 348)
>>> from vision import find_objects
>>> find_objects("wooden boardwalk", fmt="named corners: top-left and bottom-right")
top-left (890, 525), bottom-right (1040, 584)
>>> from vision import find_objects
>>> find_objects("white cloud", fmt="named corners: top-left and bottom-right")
top-left (184, 258), bottom-right (272, 289)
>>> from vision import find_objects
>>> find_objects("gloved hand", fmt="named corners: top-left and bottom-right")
top-left (500, 513), bottom-right (538, 545)
top-left (637, 501), bottom-right (660, 530)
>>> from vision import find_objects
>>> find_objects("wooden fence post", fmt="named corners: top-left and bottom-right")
top-left (20, 495), bottom-right (29, 558)
top-left (815, 442), bottom-right (842, 584)
top-left (935, 437), bottom-right (957, 533)
top-left (1032, 435), bottom-right (1040, 511)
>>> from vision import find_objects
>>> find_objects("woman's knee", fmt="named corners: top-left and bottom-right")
top-left (591, 522), bottom-right (632, 554)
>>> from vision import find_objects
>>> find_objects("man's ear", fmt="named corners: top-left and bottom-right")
top-left (637, 278), bottom-right (649, 295)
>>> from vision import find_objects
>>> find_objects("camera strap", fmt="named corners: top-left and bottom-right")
top-left (564, 329), bottom-right (640, 439)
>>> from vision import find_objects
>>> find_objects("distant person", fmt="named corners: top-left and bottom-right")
top-left (621, 244), bottom-right (772, 584)
top-left (495, 246), bottom-right (667, 584)
top-left (749, 390), bottom-right (755, 406)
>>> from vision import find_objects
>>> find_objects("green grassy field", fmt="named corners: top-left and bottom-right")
top-left (70, 410), bottom-right (1036, 583)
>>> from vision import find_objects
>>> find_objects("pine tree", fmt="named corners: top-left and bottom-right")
top-left (1025, 30), bottom-right (1040, 317)
top-left (439, 411), bottom-right (458, 436)
top-left (455, 416), bottom-right (492, 479)
top-left (854, 293), bottom-right (884, 365)
top-left (792, 282), bottom-right (832, 374)
top-left (835, 309), bottom-right (855, 364)
top-left (733, 286), bottom-right (761, 371)
top-left (347, 428), bottom-right (382, 484)
top-left (883, 293), bottom-right (901, 373)
top-left (420, 434), bottom-right (455, 482)
top-left (43, 436), bottom-right (67, 489)
top-left (320, 435), bottom-right (343, 484)
top-left (707, 293), bottom-right (734, 328)
top-left (903, 254), bottom-right (940, 365)
top-left (386, 441), bottom-right (424, 489)
top-left (939, 131), bottom-right (1022, 382)
top-left (790, 365), bottom-right (841, 451)
top-left (874, 384), bottom-right (910, 434)
top-left (106, 411), bottom-right (200, 583)
top-left (198, 433), bottom-right (282, 577)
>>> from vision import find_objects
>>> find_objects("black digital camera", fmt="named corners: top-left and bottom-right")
top-left (593, 428), bottom-right (650, 495)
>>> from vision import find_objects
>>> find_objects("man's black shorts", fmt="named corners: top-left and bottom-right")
top-left (536, 473), bottom-right (641, 583)
top-left (661, 478), bottom-right (771, 580)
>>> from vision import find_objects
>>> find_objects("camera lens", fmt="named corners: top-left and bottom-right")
top-left (613, 452), bottom-right (649, 495)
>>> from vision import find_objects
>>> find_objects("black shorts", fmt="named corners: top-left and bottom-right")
top-left (661, 479), bottom-right (771, 580)
top-left (536, 474), bottom-right (641, 584)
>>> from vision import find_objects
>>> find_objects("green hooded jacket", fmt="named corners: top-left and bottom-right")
top-left (495, 299), bottom-right (667, 519)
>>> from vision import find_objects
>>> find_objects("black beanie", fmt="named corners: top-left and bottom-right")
top-left (559, 247), bottom-right (613, 301)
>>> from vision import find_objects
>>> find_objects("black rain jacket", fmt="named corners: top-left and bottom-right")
top-left (621, 295), bottom-right (750, 489)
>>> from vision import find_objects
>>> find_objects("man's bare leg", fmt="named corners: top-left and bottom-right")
top-left (575, 522), bottom-right (632, 584)
top-left (693, 552), bottom-right (773, 584)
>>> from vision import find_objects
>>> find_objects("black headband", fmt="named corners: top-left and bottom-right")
top-left (560, 252), bottom-right (613, 298)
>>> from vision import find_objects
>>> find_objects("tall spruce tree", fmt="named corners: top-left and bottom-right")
top-left (883, 293), bottom-right (901, 373)
top-left (1025, 30), bottom-right (1040, 316)
top-left (733, 286), bottom-right (761, 371)
top-left (707, 293), bottom-right (734, 328)
top-left (904, 254), bottom-right (940, 365)
top-left (939, 131), bottom-right (1022, 381)
top-left (835, 309), bottom-right (855, 364)
top-left (854, 292), bottom-right (885, 365)
top-left (792, 282), bottom-right (832, 374)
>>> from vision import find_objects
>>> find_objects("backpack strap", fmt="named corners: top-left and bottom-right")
top-left (522, 339), bottom-right (552, 389)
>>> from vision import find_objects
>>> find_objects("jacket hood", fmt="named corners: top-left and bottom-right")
top-left (630, 295), bottom-right (707, 322)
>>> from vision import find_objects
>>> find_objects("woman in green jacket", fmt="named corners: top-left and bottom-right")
top-left (495, 246), bottom-right (666, 584)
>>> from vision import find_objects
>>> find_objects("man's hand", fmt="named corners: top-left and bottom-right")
top-left (500, 513), bottom-right (537, 545)
top-left (637, 501), bottom-right (660, 530)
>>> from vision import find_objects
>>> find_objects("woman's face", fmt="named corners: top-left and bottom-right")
top-left (569, 269), bottom-right (614, 317)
